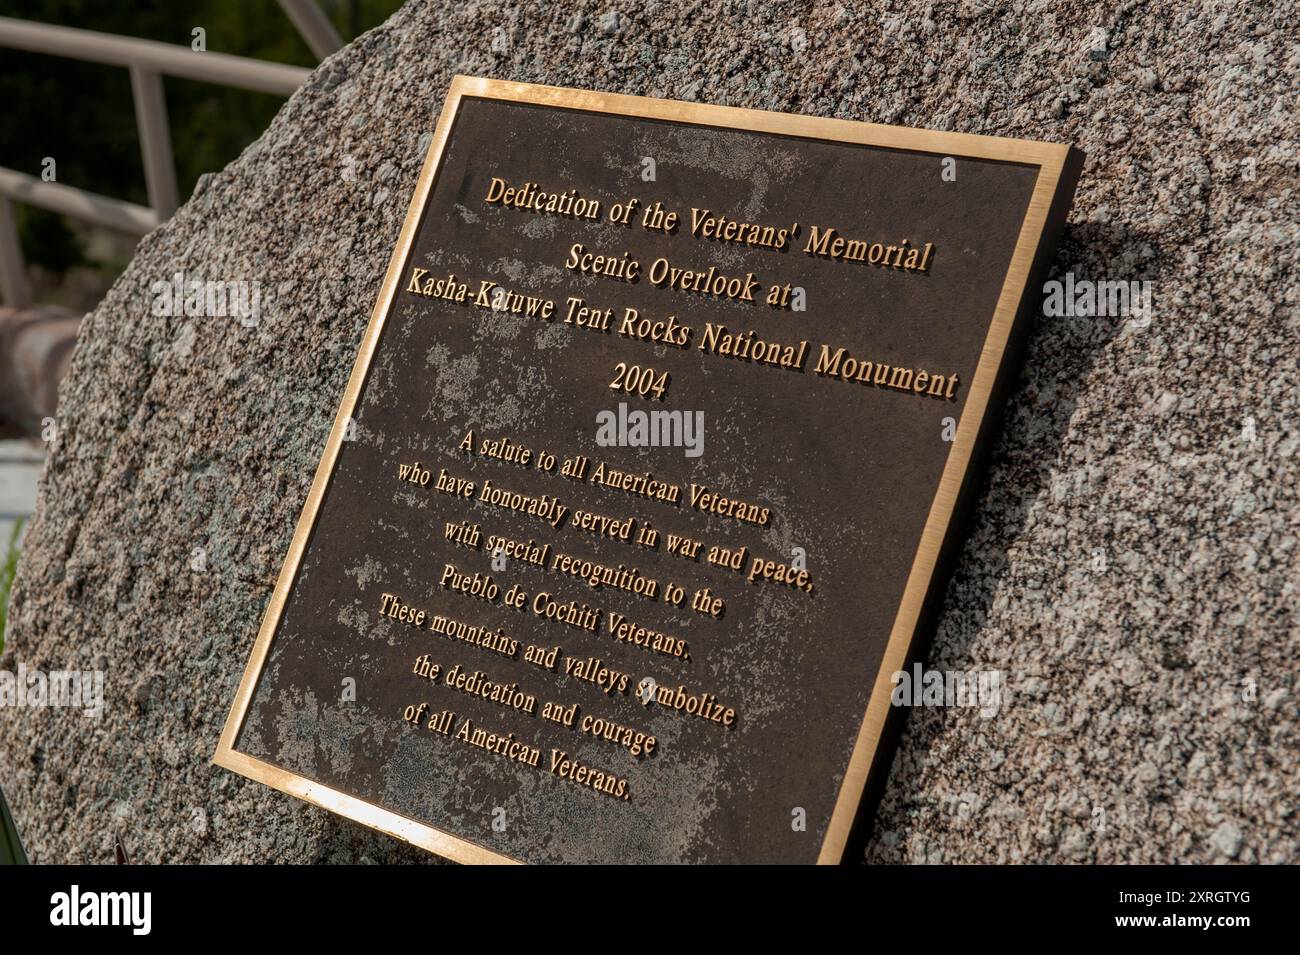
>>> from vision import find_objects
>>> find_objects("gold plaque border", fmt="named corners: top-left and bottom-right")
top-left (214, 75), bottom-right (1074, 866)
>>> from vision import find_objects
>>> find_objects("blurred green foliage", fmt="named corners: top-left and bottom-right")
top-left (0, 517), bottom-right (24, 863)
top-left (0, 518), bottom-right (20, 656)
top-left (0, 784), bottom-right (26, 864)
top-left (0, 0), bottom-right (403, 273)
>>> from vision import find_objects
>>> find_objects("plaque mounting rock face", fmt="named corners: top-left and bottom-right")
top-left (216, 76), bottom-right (1082, 864)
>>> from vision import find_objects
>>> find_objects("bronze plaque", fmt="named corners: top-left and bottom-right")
top-left (216, 77), bottom-right (1082, 864)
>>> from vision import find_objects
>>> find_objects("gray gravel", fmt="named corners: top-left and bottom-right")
top-left (0, 0), bottom-right (1295, 863)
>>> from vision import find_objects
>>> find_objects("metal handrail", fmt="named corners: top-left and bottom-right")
top-left (0, 17), bottom-right (311, 95)
top-left (0, 169), bottom-right (158, 235)
top-left (0, 2), bottom-right (335, 306)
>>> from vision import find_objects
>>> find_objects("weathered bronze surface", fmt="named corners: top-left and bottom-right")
top-left (216, 77), bottom-right (1082, 864)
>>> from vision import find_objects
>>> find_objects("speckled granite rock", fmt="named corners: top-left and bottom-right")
top-left (0, 0), bottom-right (1295, 863)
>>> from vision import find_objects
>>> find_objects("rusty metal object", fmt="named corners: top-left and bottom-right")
top-left (0, 305), bottom-right (80, 439)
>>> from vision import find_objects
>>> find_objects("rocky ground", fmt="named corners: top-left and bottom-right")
top-left (0, 0), bottom-right (1295, 863)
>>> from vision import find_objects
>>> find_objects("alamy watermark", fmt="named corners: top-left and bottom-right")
top-left (50, 885), bottom-right (150, 935)
top-left (596, 402), bottom-right (704, 458)
top-left (891, 663), bottom-right (1002, 718)
top-left (0, 663), bottom-right (105, 719)
top-left (1042, 271), bottom-right (1152, 329)
top-left (150, 271), bottom-right (263, 327)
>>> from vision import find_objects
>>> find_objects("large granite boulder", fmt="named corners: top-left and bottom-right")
top-left (0, 0), bottom-right (1294, 863)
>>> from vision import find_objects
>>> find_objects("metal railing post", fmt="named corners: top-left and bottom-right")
top-left (0, 197), bottom-right (31, 307)
top-left (278, 0), bottom-right (343, 60)
top-left (129, 65), bottom-right (179, 219)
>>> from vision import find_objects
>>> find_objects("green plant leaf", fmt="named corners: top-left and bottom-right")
top-left (0, 785), bottom-right (28, 865)
top-left (0, 517), bottom-right (23, 657)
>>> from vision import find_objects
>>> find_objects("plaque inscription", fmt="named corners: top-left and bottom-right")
top-left (216, 76), bottom-right (1082, 864)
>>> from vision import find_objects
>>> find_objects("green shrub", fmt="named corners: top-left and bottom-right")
top-left (0, 518), bottom-right (21, 657)
top-left (0, 786), bottom-right (26, 865)
top-left (0, 519), bottom-right (27, 864)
